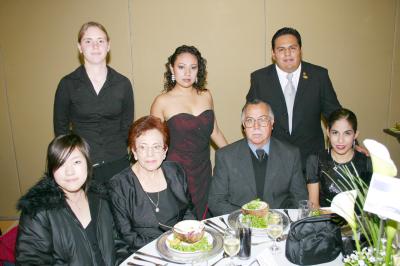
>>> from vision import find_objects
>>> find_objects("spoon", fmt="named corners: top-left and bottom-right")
top-left (210, 252), bottom-right (228, 266)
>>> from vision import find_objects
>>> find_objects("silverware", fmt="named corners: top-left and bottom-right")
top-left (127, 262), bottom-right (146, 266)
top-left (284, 209), bottom-right (294, 223)
top-left (252, 234), bottom-right (288, 245)
top-left (205, 223), bottom-right (224, 234)
top-left (205, 220), bottom-right (225, 231)
top-left (135, 251), bottom-right (183, 264)
top-left (219, 217), bottom-right (229, 228)
top-left (249, 258), bottom-right (260, 266)
top-left (210, 252), bottom-right (228, 266)
top-left (133, 256), bottom-right (167, 266)
top-left (158, 222), bottom-right (173, 230)
top-left (251, 240), bottom-right (270, 246)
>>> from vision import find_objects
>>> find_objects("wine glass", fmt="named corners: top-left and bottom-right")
top-left (223, 227), bottom-right (240, 266)
top-left (267, 212), bottom-right (283, 254)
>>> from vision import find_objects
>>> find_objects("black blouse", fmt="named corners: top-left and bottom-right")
top-left (108, 161), bottom-right (195, 252)
top-left (53, 65), bottom-right (134, 164)
top-left (306, 150), bottom-right (372, 207)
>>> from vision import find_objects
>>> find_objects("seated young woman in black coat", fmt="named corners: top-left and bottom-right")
top-left (306, 108), bottom-right (372, 208)
top-left (108, 115), bottom-right (194, 252)
top-left (16, 134), bottom-right (128, 265)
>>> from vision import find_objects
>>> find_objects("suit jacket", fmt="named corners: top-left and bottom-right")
top-left (208, 137), bottom-right (308, 216)
top-left (246, 61), bottom-right (341, 167)
top-left (108, 161), bottom-right (194, 252)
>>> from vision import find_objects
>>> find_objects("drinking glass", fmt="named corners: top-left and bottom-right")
top-left (266, 212), bottom-right (283, 254)
top-left (223, 227), bottom-right (240, 266)
top-left (298, 200), bottom-right (312, 220)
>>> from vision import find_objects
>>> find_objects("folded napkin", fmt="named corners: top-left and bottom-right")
top-left (256, 248), bottom-right (279, 266)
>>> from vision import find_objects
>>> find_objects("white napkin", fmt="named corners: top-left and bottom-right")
top-left (255, 248), bottom-right (279, 266)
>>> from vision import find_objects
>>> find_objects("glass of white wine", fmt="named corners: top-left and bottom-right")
top-left (266, 212), bottom-right (283, 254)
top-left (223, 228), bottom-right (240, 266)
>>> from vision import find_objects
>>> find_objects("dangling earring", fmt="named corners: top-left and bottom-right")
top-left (353, 139), bottom-right (356, 149)
top-left (195, 77), bottom-right (198, 84)
top-left (171, 74), bottom-right (175, 82)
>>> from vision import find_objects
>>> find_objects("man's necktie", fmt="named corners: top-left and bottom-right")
top-left (256, 149), bottom-right (266, 162)
top-left (284, 73), bottom-right (295, 134)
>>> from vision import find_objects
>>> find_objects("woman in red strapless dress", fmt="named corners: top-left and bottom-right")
top-left (151, 45), bottom-right (228, 219)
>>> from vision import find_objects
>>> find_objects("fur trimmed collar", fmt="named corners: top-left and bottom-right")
top-left (17, 177), bottom-right (108, 217)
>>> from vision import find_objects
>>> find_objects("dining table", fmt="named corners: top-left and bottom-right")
top-left (120, 209), bottom-right (344, 266)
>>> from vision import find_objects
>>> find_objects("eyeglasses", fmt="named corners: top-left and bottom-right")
top-left (136, 144), bottom-right (165, 154)
top-left (243, 116), bottom-right (272, 128)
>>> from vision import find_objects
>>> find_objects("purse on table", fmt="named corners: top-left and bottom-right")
top-left (285, 214), bottom-right (343, 265)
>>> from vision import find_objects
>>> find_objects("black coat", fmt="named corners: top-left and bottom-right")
top-left (16, 177), bottom-right (129, 266)
top-left (247, 61), bottom-right (341, 167)
top-left (108, 161), bottom-right (194, 252)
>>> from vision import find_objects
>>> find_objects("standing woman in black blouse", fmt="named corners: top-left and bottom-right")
top-left (306, 108), bottom-right (372, 208)
top-left (54, 21), bottom-right (134, 183)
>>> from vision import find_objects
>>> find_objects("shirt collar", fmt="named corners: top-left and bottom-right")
top-left (275, 63), bottom-right (302, 88)
top-left (247, 140), bottom-right (270, 158)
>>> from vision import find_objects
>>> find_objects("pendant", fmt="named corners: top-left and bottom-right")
top-left (155, 207), bottom-right (160, 212)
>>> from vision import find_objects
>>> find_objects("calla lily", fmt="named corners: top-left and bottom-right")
top-left (385, 220), bottom-right (398, 265)
top-left (331, 190), bottom-right (358, 228)
top-left (363, 139), bottom-right (397, 177)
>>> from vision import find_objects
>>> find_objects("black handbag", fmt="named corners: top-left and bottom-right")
top-left (285, 214), bottom-right (343, 265)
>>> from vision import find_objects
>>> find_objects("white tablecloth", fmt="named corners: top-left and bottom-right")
top-left (120, 209), bottom-right (344, 266)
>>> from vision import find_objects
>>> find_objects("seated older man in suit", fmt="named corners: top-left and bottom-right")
top-left (208, 99), bottom-right (308, 216)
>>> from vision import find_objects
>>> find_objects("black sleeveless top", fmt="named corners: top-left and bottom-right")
top-left (306, 150), bottom-right (372, 207)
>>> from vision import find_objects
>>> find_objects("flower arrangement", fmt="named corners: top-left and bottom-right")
top-left (327, 139), bottom-right (399, 266)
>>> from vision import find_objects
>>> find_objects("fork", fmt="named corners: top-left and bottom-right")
top-left (133, 256), bottom-right (168, 266)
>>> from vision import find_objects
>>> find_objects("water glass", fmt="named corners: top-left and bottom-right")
top-left (298, 200), bottom-right (312, 220)
top-left (223, 228), bottom-right (240, 266)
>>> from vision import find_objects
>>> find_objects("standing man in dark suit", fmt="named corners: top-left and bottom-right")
top-left (208, 99), bottom-right (307, 216)
top-left (246, 27), bottom-right (341, 168)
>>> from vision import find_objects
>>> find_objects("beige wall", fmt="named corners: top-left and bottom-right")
top-left (0, 0), bottom-right (399, 216)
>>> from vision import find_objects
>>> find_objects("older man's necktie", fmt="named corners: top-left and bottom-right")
top-left (284, 73), bottom-right (295, 134)
top-left (256, 149), bottom-right (266, 162)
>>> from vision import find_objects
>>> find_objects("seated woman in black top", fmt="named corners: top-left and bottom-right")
top-left (306, 108), bottom-right (372, 208)
top-left (108, 115), bottom-right (194, 252)
top-left (16, 134), bottom-right (128, 265)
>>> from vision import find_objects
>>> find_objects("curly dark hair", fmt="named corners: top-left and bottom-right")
top-left (164, 45), bottom-right (207, 92)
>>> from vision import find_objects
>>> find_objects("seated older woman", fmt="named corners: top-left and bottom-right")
top-left (108, 115), bottom-right (194, 252)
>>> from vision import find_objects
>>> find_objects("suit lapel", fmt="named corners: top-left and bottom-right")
top-left (263, 138), bottom-right (279, 202)
top-left (292, 62), bottom-right (309, 132)
top-left (269, 67), bottom-right (290, 132)
top-left (237, 140), bottom-right (257, 196)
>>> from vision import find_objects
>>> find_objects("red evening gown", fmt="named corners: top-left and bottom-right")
top-left (166, 109), bottom-right (214, 219)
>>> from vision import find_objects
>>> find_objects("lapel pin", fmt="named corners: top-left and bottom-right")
top-left (302, 72), bottom-right (308, 79)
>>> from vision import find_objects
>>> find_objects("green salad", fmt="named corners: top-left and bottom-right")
top-left (168, 235), bottom-right (212, 252)
top-left (242, 214), bottom-right (268, 228)
top-left (243, 199), bottom-right (262, 210)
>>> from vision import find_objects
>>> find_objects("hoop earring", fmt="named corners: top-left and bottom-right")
top-left (171, 74), bottom-right (175, 82)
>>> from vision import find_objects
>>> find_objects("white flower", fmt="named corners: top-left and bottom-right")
top-left (331, 190), bottom-right (358, 228)
top-left (363, 139), bottom-right (397, 177)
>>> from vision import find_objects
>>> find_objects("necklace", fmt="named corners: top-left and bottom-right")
top-left (144, 191), bottom-right (160, 212)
